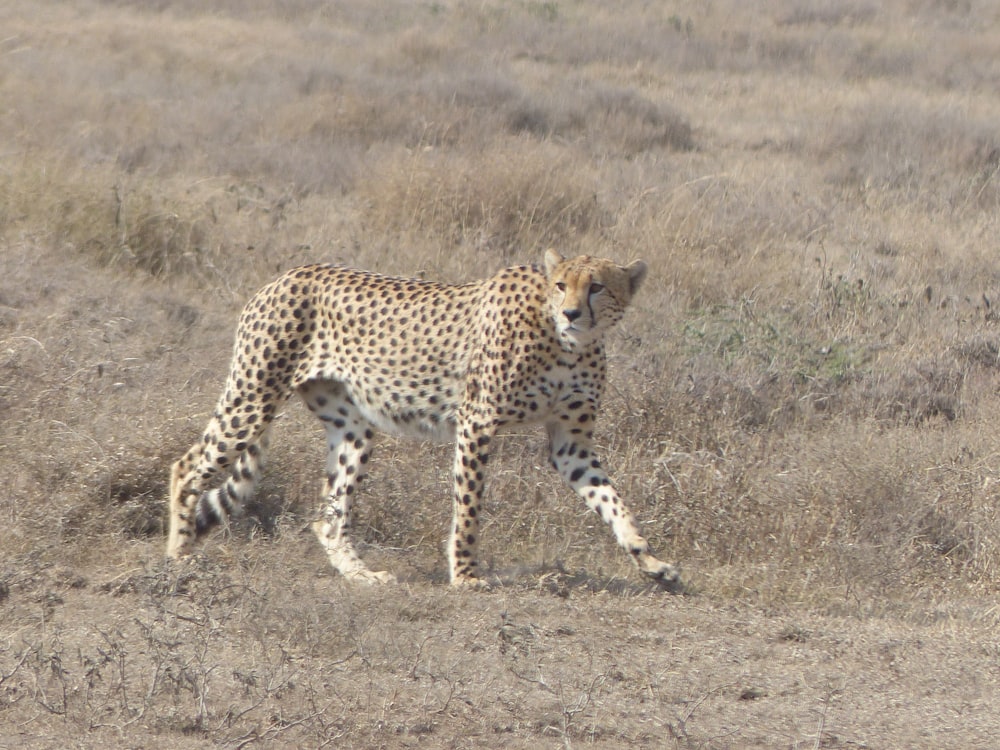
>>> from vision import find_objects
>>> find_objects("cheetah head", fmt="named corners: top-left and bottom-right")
top-left (544, 249), bottom-right (648, 352)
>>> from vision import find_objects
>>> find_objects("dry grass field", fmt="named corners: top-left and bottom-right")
top-left (4, 0), bottom-right (1000, 746)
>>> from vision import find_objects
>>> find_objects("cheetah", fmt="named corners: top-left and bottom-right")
top-left (167, 249), bottom-right (680, 588)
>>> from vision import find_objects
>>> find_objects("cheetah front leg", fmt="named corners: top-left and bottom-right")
top-left (301, 382), bottom-right (395, 585)
top-left (547, 422), bottom-right (680, 587)
top-left (448, 418), bottom-right (496, 587)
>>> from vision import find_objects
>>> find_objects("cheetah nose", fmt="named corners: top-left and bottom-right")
top-left (563, 308), bottom-right (583, 322)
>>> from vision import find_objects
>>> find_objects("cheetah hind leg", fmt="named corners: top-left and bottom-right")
top-left (167, 428), bottom-right (272, 559)
top-left (194, 431), bottom-right (270, 534)
top-left (300, 381), bottom-right (396, 585)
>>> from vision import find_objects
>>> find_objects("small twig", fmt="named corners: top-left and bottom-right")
top-left (407, 634), bottom-right (433, 680)
top-left (813, 691), bottom-right (835, 750)
top-left (681, 681), bottom-right (737, 725)
top-left (505, 661), bottom-right (553, 693)
top-left (0, 647), bottom-right (31, 685)
top-left (229, 701), bottom-right (336, 749)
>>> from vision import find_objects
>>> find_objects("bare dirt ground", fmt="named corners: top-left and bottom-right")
top-left (5, 547), bottom-right (1000, 749)
top-left (4, 1), bottom-right (1000, 747)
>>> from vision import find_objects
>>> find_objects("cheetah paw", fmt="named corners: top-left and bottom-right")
top-left (644, 561), bottom-right (684, 593)
top-left (343, 569), bottom-right (397, 585)
top-left (450, 575), bottom-right (491, 591)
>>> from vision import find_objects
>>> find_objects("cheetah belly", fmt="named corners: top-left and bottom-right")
top-left (343, 382), bottom-right (460, 444)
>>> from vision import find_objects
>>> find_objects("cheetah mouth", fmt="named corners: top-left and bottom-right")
top-left (560, 318), bottom-right (596, 335)
top-left (556, 323), bottom-right (597, 350)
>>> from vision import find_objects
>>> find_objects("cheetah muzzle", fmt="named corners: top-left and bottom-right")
top-left (166, 249), bottom-right (681, 589)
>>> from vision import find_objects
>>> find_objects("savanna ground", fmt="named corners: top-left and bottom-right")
top-left (3, 0), bottom-right (1000, 747)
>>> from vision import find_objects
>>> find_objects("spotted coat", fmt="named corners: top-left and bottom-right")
top-left (167, 249), bottom-right (679, 587)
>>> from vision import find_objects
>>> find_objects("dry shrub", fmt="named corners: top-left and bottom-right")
top-left (850, 357), bottom-right (964, 425)
top-left (508, 83), bottom-right (694, 155)
top-left (0, 158), bottom-right (111, 251)
top-left (625, 409), bottom-right (1000, 604)
top-left (286, 67), bottom-right (694, 169)
top-left (1, 158), bottom-right (212, 278)
top-left (820, 99), bottom-right (1000, 212)
top-left (778, 0), bottom-right (879, 27)
top-left (492, 7), bottom-right (698, 70)
top-left (356, 139), bottom-right (605, 260)
top-left (0, 155), bottom-right (333, 293)
top-left (954, 333), bottom-right (1000, 369)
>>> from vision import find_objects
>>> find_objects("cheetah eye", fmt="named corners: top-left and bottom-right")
top-left (554, 282), bottom-right (566, 292)
top-left (589, 283), bottom-right (605, 295)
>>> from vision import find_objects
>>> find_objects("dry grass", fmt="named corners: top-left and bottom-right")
top-left (4, 0), bottom-right (1000, 746)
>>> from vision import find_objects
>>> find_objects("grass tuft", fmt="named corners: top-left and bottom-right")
top-left (357, 139), bottom-right (605, 261)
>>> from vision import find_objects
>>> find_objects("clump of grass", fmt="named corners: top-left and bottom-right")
top-left (356, 139), bottom-right (605, 261)
top-left (778, 1), bottom-right (879, 27)
top-left (110, 187), bottom-right (215, 278)
top-left (618, 406), bottom-right (1000, 606)
top-left (507, 83), bottom-right (694, 155)
top-left (820, 99), bottom-right (1000, 213)
top-left (0, 155), bottom-right (330, 292)
top-left (1, 158), bottom-right (213, 279)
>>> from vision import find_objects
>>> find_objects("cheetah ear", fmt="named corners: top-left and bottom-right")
top-left (544, 248), bottom-right (565, 277)
top-left (624, 260), bottom-right (648, 296)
